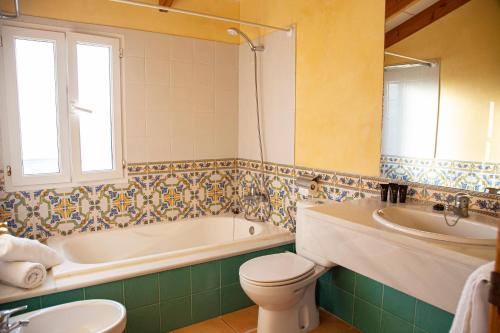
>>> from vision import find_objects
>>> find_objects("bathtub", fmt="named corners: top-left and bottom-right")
top-left (48, 214), bottom-right (294, 280)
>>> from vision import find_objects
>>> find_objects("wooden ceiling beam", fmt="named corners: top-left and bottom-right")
top-left (386, 0), bottom-right (419, 18)
top-left (385, 0), bottom-right (470, 48)
top-left (159, 0), bottom-right (174, 12)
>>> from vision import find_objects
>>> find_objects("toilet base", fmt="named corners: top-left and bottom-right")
top-left (256, 281), bottom-right (319, 333)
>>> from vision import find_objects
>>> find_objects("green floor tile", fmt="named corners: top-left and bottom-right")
top-left (41, 289), bottom-right (84, 308)
top-left (381, 311), bottom-right (413, 333)
top-left (333, 266), bottom-right (355, 293)
top-left (192, 289), bottom-right (221, 323)
top-left (85, 280), bottom-right (124, 304)
top-left (127, 304), bottom-right (160, 333)
top-left (220, 254), bottom-right (247, 286)
top-left (355, 274), bottom-right (383, 306)
top-left (221, 283), bottom-right (253, 314)
top-left (160, 296), bottom-right (192, 332)
top-left (353, 297), bottom-right (382, 333)
top-left (415, 301), bottom-right (454, 333)
top-left (382, 286), bottom-right (416, 323)
top-left (159, 266), bottom-right (191, 301)
top-left (124, 274), bottom-right (159, 310)
top-left (331, 285), bottom-right (354, 324)
top-left (0, 297), bottom-right (41, 314)
top-left (191, 261), bottom-right (220, 293)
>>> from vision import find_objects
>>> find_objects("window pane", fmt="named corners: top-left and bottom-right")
top-left (76, 43), bottom-right (114, 172)
top-left (15, 39), bottom-right (60, 175)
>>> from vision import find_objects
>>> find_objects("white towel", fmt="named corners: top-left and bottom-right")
top-left (0, 261), bottom-right (47, 289)
top-left (0, 234), bottom-right (62, 269)
top-left (450, 261), bottom-right (494, 333)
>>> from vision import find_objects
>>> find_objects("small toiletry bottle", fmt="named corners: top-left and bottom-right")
top-left (380, 184), bottom-right (389, 202)
top-left (398, 185), bottom-right (408, 203)
top-left (389, 183), bottom-right (399, 203)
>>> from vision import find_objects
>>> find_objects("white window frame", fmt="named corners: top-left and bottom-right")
top-left (67, 32), bottom-right (124, 183)
top-left (0, 24), bottom-right (126, 191)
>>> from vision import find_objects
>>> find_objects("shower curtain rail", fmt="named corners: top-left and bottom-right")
top-left (109, 0), bottom-right (292, 33)
top-left (384, 51), bottom-right (434, 67)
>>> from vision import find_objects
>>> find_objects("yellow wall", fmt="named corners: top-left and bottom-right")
top-left (386, 0), bottom-right (500, 163)
top-left (240, 0), bottom-right (386, 175)
top-left (0, 0), bottom-right (240, 43)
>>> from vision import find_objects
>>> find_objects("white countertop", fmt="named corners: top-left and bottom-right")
top-left (306, 198), bottom-right (496, 265)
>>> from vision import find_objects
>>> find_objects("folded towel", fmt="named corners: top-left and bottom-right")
top-left (0, 234), bottom-right (62, 269)
top-left (0, 261), bottom-right (47, 289)
top-left (450, 261), bottom-right (494, 333)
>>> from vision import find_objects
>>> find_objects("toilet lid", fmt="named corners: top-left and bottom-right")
top-left (239, 252), bottom-right (315, 284)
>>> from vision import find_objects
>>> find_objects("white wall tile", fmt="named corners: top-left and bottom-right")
top-left (168, 86), bottom-right (194, 113)
top-left (146, 112), bottom-right (171, 139)
top-left (146, 84), bottom-right (169, 112)
top-left (145, 33), bottom-right (170, 60)
top-left (145, 58), bottom-right (170, 85)
top-left (146, 137), bottom-right (171, 162)
top-left (171, 112), bottom-right (194, 137)
top-left (124, 56), bottom-right (145, 83)
top-left (171, 61), bottom-right (194, 87)
top-left (194, 112), bottom-right (214, 137)
top-left (127, 137), bottom-right (148, 163)
top-left (193, 85), bottom-right (215, 113)
top-left (194, 39), bottom-right (215, 65)
top-left (125, 82), bottom-right (145, 113)
top-left (126, 111), bottom-right (147, 138)
top-left (194, 135), bottom-right (215, 160)
top-left (171, 135), bottom-right (194, 160)
top-left (123, 31), bottom-right (146, 58)
top-left (194, 63), bottom-right (214, 87)
top-left (170, 36), bottom-right (194, 63)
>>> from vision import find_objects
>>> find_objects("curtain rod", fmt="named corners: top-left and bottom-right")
top-left (384, 51), bottom-right (434, 67)
top-left (109, 0), bottom-right (292, 33)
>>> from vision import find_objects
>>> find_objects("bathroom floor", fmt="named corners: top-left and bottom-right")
top-left (170, 305), bottom-right (360, 333)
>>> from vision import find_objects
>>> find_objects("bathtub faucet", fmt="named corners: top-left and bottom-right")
top-left (0, 306), bottom-right (30, 333)
top-left (241, 185), bottom-right (269, 222)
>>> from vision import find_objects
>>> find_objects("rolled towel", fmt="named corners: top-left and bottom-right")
top-left (0, 235), bottom-right (62, 269)
top-left (0, 261), bottom-right (47, 289)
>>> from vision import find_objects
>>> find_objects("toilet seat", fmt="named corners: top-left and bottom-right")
top-left (239, 252), bottom-right (316, 287)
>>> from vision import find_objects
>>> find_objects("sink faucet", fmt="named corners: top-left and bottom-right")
top-left (449, 192), bottom-right (470, 218)
top-left (0, 306), bottom-right (30, 333)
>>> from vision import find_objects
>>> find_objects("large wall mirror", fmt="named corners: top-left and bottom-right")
top-left (380, 0), bottom-right (500, 193)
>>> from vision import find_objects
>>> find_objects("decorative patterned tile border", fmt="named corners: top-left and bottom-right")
top-left (381, 154), bottom-right (499, 192)
top-left (1, 158), bottom-right (498, 240)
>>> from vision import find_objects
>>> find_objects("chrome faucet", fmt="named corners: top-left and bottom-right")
top-left (450, 192), bottom-right (470, 218)
top-left (241, 185), bottom-right (269, 222)
top-left (0, 306), bottom-right (30, 333)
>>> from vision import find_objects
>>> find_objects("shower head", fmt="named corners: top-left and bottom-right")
top-left (226, 27), bottom-right (264, 52)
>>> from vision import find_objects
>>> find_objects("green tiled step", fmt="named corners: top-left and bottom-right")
top-left (0, 243), bottom-right (294, 333)
top-left (316, 266), bottom-right (455, 333)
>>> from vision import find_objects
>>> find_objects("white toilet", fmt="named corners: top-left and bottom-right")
top-left (239, 199), bottom-right (335, 333)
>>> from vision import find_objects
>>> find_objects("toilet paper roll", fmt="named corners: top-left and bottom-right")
top-left (298, 186), bottom-right (317, 197)
top-left (296, 175), bottom-right (319, 197)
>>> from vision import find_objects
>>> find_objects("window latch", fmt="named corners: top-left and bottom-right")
top-left (70, 103), bottom-right (93, 114)
top-left (6, 165), bottom-right (12, 177)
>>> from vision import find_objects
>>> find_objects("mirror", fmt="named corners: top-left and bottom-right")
top-left (380, 0), bottom-right (500, 193)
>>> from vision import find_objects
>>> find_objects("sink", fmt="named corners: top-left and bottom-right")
top-left (11, 299), bottom-right (126, 333)
top-left (373, 206), bottom-right (498, 246)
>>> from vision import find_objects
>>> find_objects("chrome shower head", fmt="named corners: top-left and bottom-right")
top-left (226, 27), bottom-right (264, 52)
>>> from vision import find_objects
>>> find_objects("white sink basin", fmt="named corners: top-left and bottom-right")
top-left (11, 299), bottom-right (126, 333)
top-left (373, 206), bottom-right (498, 246)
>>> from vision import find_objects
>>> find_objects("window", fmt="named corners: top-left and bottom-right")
top-left (1, 26), bottom-right (124, 189)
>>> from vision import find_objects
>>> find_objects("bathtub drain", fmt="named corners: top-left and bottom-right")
top-left (249, 226), bottom-right (255, 235)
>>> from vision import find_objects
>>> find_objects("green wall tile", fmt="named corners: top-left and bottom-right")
top-left (159, 266), bottom-right (191, 301)
top-left (0, 297), bottom-right (41, 314)
top-left (192, 289), bottom-right (221, 323)
top-left (415, 301), bottom-right (453, 333)
top-left (414, 327), bottom-right (429, 333)
top-left (160, 296), bottom-right (192, 332)
top-left (355, 274), bottom-right (383, 306)
top-left (333, 266), bottom-right (355, 293)
top-left (191, 261), bottom-right (220, 293)
top-left (317, 272), bottom-right (333, 313)
top-left (127, 304), bottom-right (160, 333)
top-left (221, 283), bottom-right (253, 314)
top-left (353, 297), bottom-right (382, 333)
top-left (220, 254), bottom-right (247, 286)
top-left (124, 274), bottom-right (159, 310)
top-left (382, 286), bottom-right (416, 323)
top-left (41, 289), bottom-right (84, 308)
top-left (331, 285), bottom-right (354, 324)
top-left (381, 311), bottom-right (413, 333)
top-left (85, 281), bottom-right (124, 304)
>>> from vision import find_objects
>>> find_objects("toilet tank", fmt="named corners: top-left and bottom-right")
top-left (296, 199), bottom-right (336, 267)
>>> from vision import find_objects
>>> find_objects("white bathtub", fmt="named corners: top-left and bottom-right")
top-left (48, 215), bottom-right (294, 280)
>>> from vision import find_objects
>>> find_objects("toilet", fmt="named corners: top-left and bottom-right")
top-left (239, 199), bottom-right (335, 333)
